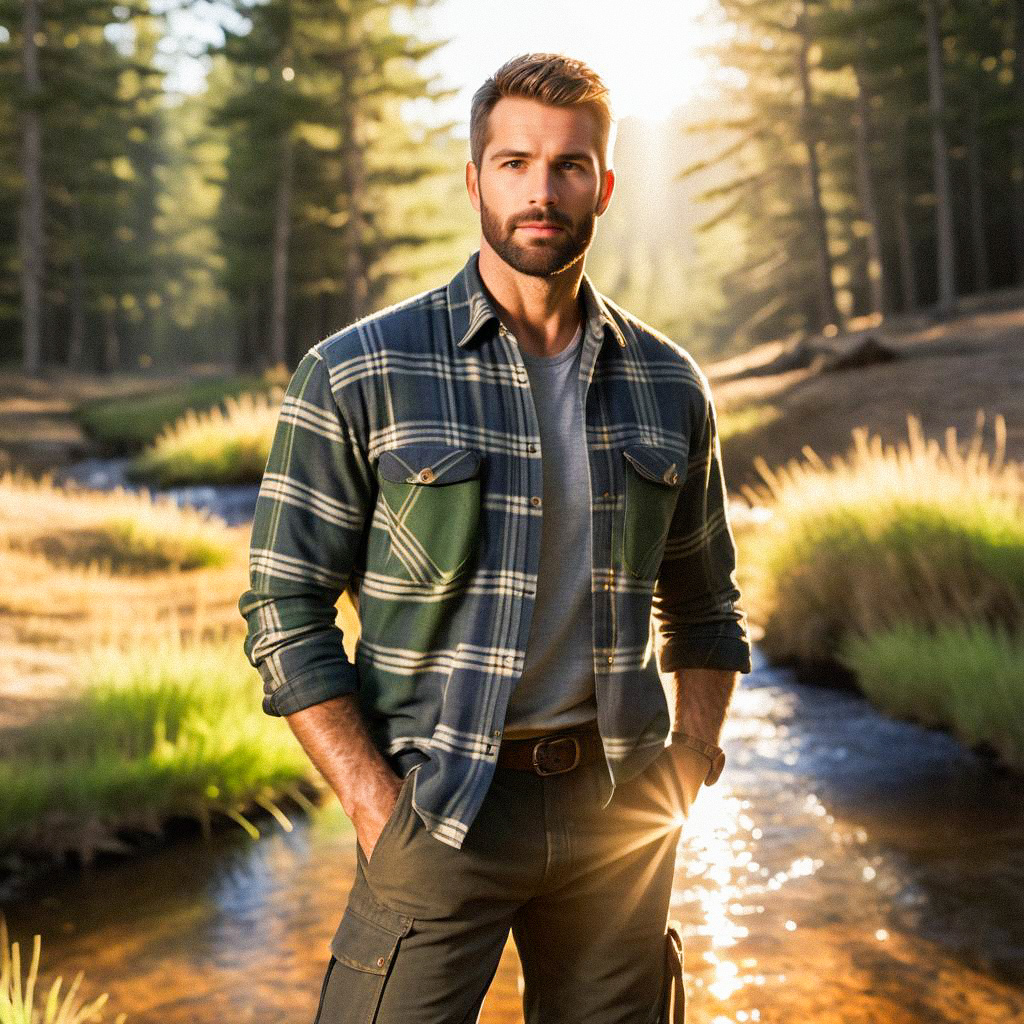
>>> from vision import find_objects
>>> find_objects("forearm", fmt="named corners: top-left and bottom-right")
top-left (672, 666), bottom-right (738, 745)
top-left (285, 693), bottom-right (400, 832)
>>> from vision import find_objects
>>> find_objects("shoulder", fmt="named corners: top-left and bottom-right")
top-left (308, 284), bottom-right (450, 369)
top-left (597, 293), bottom-right (712, 404)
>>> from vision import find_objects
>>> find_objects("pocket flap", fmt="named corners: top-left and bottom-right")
top-left (330, 880), bottom-right (413, 973)
top-left (378, 445), bottom-right (482, 486)
top-left (623, 444), bottom-right (684, 487)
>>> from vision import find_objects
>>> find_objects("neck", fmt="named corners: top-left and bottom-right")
top-left (477, 241), bottom-right (585, 358)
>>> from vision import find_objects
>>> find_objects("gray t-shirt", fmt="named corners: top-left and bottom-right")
top-left (503, 322), bottom-right (598, 738)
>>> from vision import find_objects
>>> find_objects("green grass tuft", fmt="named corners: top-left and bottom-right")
top-left (1, 915), bottom-right (126, 1024)
top-left (839, 621), bottom-right (1024, 769)
top-left (129, 390), bottom-right (283, 487)
top-left (77, 373), bottom-right (280, 451)
top-left (0, 640), bottom-right (324, 863)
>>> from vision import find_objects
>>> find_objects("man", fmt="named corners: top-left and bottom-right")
top-left (240, 52), bottom-right (752, 1024)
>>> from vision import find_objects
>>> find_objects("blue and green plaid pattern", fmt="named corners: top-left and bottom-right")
top-left (240, 250), bottom-right (752, 849)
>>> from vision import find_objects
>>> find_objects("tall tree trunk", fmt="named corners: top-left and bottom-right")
top-left (19, 0), bottom-right (45, 377)
top-left (67, 199), bottom-right (87, 368)
top-left (796, 0), bottom-right (842, 334)
top-left (269, 131), bottom-right (295, 369)
top-left (852, 40), bottom-right (889, 320)
top-left (923, 0), bottom-right (957, 314)
top-left (965, 87), bottom-right (990, 293)
top-left (318, 290), bottom-right (331, 342)
top-left (236, 288), bottom-right (260, 371)
top-left (102, 303), bottom-right (120, 373)
top-left (338, 45), bottom-right (369, 327)
top-left (891, 111), bottom-right (919, 313)
top-left (1009, 0), bottom-right (1024, 284)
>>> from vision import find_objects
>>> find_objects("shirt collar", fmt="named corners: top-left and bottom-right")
top-left (447, 250), bottom-right (628, 351)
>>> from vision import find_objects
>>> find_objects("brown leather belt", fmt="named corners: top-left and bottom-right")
top-left (497, 722), bottom-right (603, 776)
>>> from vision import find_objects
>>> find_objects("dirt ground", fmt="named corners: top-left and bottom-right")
top-left (711, 291), bottom-right (1024, 493)
top-left (0, 365), bottom-right (230, 472)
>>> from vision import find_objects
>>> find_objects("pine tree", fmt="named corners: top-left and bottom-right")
top-left (209, 0), bottom-right (455, 370)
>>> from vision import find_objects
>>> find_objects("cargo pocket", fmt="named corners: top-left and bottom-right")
top-left (327, 877), bottom-right (413, 1023)
top-left (376, 444), bottom-right (483, 584)
top-left (659, 920), bottom-right (686, 1023)
top-left (621, 444), bottom-right (684, 580)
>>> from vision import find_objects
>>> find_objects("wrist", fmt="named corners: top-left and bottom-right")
top-left (670, 731), bottom-right (726, 786)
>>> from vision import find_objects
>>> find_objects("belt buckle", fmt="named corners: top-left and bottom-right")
top-left (531, 735), bottom-right (581, 776)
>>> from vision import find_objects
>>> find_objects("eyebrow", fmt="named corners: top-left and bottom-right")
top-left (489, 149), bottom-right (594, 162)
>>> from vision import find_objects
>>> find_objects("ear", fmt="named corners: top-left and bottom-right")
top-left (596, 167), bottom-right (615, 216)
top-left (466, 161), bottom-right (481, 213)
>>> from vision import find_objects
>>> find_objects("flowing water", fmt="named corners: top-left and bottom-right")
top-left (54, 457), bottom-right (261, 526)
top-left (2, 647), bottom-right (1022, 1023)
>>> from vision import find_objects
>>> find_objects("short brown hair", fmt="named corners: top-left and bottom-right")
top-left (470, 53), bottom-right (616, 172)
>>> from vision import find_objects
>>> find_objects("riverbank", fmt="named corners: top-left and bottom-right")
top-left (3, 655), bottom-right (1021, 1023)
top-left (711, 289), bottom-right (1024, 491)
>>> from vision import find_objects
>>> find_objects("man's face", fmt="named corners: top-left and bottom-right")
top-left (467, 97), bottom-right (614, 277)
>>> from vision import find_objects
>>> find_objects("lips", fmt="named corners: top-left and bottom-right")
top-left (516, 223), bottom-right (564, 233)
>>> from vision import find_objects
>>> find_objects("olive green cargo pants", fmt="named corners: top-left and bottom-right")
top-left (313, 750), bottom-right (685, 1024)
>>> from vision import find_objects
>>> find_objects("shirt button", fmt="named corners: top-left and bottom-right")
top-left (504, 655), bottom-right (515, 666)
top-left (602, 491), bottom-right (610, 498)
top-left (528, 443), bottom-right (538, 453)
top-left (418, 468), bottom-right (435, 483)
top-left (602, 582), bottom-right (611, 591)
top-left (606, 655), bottom-right (614, 665)
top-left (530, 496), bottom-right (541, 507)
top-left (493, 729), bottom-right (502, 737)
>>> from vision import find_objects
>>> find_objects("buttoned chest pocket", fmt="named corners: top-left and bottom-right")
top-left (375, 444), bottom-right (483, 585)
top-left (621, 444), bottom-right (684, 581)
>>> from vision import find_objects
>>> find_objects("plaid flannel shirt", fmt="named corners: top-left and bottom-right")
top-left (239, 250), bottom-right (752, 849)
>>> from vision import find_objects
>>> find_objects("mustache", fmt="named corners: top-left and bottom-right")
top-left (511, 210), bottom-right (572, 228)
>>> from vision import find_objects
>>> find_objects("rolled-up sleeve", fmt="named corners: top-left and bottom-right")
top-left (652, 374), bottom-right (752, 674)
top-left (238, 349), bottom-right (374, 716)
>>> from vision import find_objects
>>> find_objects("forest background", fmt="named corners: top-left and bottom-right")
top-left (6, 0), bottom-right (1024, 379)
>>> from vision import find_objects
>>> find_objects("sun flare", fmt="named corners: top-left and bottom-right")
top-left (402, 0), bottom-right (724, 129)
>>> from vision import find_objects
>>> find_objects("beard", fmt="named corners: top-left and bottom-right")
top-left (479, 186), bottom-right (597, 277)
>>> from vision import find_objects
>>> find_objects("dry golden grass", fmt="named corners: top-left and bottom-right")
top-left (0, 470), bottom-right (362, 741)
top-left (736, 410), bottom-right (1024, 666)
top-left (0, 475), bottom-right (252, 735)
top-left (132, 389), bottom-right (284, 486)
top-left (0, 472), bottom-right (237, 572)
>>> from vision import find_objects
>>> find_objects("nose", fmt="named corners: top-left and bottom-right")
top-left (527, 164), bottom-right (558, 208)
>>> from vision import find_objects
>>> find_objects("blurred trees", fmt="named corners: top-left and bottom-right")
top-left (0, 0), bottom-right (458, 373)
top-left (666, 0), bottom-right (1024, 354)
top-left (0, 0), bottom-right (170, 373)
top-left (208, 0), bottom-right (457, 369)
top-left (5, 0), bottom-right (1024, 370)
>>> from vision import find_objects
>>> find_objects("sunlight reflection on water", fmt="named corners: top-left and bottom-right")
top-left (2, 656), bottom-right (1023, 1023)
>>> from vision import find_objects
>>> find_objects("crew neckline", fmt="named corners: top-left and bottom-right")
top-left (517, 322), bottom-right (584, 367)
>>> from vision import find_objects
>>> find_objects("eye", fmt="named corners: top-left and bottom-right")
top-left (503, 159), bottom-right (525, 168)
top-left (559, 160), bottom-right (581, 170)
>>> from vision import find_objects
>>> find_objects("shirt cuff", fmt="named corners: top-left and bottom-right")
top-left (659, 634), bottom-right (752, 675)
top-left (261, 661), bottom-right (361, 717)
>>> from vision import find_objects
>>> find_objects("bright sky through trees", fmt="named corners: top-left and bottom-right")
top-left (400, 0), bottom-right (724, 128)
top-left (160, 0), bottom-right (725, 129)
